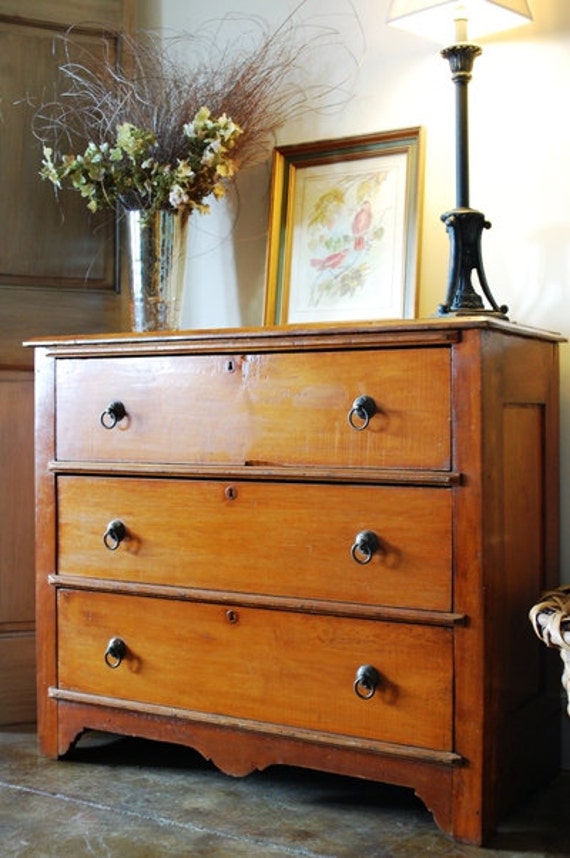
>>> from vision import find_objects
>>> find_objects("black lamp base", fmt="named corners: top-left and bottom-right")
top-left (437, 206), bottom-right (509, 318)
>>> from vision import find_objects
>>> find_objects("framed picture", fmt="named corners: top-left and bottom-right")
top-left (263, 127), bottom-right (423, 326)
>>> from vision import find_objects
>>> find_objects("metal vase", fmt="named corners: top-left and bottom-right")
top-left (126, 209), bottom-right (189, 332)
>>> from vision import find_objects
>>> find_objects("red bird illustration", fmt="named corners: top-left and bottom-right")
top-left (310, 248), bottom-right (350, 271)
top-left (352, 200), bottom-right (372, 251)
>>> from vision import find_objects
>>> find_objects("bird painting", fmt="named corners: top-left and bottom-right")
top-left (351, 200), bottom-right (372, 251)
top-left (304, 171), bottom-right (387, 308)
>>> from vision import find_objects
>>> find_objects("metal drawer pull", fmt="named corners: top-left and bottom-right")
top-left (351, 530), bottom-right (380, 565)
top-left (100, 400), bottom-right (127, 429)
top-left (103, 519), bottom-right (127, 551)
top-left (354, 665), bottom-right (380, 700)
top-left (104, 637), bottom-right (127, 669)
top-left (347, 395), bottom-right (376, 430)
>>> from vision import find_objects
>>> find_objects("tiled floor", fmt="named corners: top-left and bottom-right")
top-left (0, 726), bottom-right (569, 857)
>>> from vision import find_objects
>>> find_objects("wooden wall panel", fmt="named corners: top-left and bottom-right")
top-left (0, 0), bottom-right (132, 724)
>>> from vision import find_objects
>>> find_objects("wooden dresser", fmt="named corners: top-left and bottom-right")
top-left (32, 319), bottom-right (561, 844)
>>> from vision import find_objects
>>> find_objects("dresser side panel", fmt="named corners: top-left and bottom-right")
top-left (34, 349), bottom-right (59, 755)
top-left (483, 332), bottom-right (561, 814)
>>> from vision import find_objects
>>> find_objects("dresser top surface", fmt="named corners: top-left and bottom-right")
top-left (25, 316), bottom-right (563, 356)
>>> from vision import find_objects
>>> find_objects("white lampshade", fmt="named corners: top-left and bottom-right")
top-left (386, 0), bottom-right (533, 44)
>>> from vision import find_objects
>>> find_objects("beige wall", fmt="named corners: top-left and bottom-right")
top-left (138, 0), bottom-right (570, 586)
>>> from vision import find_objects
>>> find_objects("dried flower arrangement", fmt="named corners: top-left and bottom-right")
top-left (34, 6), bottom-right (352, 224)
top-left (40, 108), bottom-right (242, 223)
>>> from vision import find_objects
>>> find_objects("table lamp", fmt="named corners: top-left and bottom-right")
top-left (386, 0), bottom-right (533, 317)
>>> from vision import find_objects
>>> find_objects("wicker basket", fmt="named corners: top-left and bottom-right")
top-left (530, 585), bottom-right (570, 715)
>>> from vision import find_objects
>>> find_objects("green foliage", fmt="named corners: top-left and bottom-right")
top-left (40, 108), bottom-right (242, 222)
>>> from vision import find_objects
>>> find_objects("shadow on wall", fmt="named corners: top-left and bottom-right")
top-left (231, 162), bottom-right (273, 327)
top-left (179, 162), bottom-right (272, 331)
top-left (536, 4), bottom-right (570, 33)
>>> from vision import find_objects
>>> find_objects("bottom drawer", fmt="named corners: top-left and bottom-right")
top-left (57, 590), bottom-right (453, 751)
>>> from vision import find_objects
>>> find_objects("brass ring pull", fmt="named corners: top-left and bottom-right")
top-left (104, 636), bottom-right (127, 669)
top-left (351, 530), bottom-right (380, 565)
top-left (347, 395), bottom-right (377, 431)
top-left (354, 664), bottom-right (380, 700)
top-left (100, 401), bottom-right (127, 429)
top-left (103, 519), bottom-right (127, 551)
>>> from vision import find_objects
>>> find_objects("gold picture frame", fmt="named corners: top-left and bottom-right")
top-left (263, 127), bottom-right (423, 326)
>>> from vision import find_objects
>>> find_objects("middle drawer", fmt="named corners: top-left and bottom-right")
top-left (57, 476), bottom-right (452, 611)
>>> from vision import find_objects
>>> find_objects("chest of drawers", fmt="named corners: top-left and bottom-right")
top-left (32, 319), bottom-right (561, 845)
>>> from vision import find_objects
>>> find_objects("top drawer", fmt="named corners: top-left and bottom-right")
top-left (55, 347), bottom-right (451, 469)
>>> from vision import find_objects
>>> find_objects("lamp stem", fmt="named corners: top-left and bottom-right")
top-left (454, 64), bottom-right (470, 208)
top-left (437, 43), bottom-right (508, 318)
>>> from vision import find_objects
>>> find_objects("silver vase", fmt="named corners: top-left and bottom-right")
top-left (126, 209), bottom-right (189, 332)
